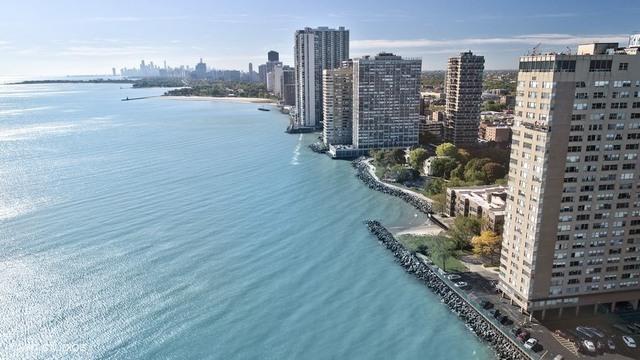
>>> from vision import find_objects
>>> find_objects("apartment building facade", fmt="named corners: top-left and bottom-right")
top-left (445, 52), bottom-right (485, 146)
top-left (351, 53), bottom-right (421, 149)
top-left (322, 62), bottom-right (353, 145)
top-left (500, 37), bottom-right (640, 318)
top-left (294, 26), bottom-right (349, 128)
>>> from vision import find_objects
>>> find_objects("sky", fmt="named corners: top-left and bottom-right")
top-left (1, 0), bottom-right (639, 77)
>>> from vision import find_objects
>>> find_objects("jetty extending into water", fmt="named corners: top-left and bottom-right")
top-left (365, 220), bottom-right (534, 360)
top-left (121, 96), bottom-right (158, 101)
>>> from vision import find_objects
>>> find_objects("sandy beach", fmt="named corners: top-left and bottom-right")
top-left (393, 222), bottom-right (444, 237)
top-left (163, 96), bottom-right (277, 104)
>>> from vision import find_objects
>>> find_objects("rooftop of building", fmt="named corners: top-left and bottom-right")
top-left (355, 53), bottom-right (421, 62)
top-left (519, 34), bottom-right (640, 60)
top-left (447, 184), bottom-right (508, 214)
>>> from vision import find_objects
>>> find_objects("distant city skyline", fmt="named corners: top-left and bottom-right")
top-left (1, 0), bottom-right (639, 76)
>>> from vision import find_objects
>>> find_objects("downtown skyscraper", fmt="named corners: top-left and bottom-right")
top-left (444, 52), bottom-right (485, 146)
top-left (294, 26), bottom-right (349, 128)
top-left (500, 36), bottom-right (640, 318)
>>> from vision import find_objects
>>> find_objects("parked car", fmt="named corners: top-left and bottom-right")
top-left (626, 324), bottom-right (640, 334)
top-left (552, 355), bottom-right (563, 360)
top-left (446, 274), bottom-right (461, 281)
top-left (623, 335), bottom-right (637, 348)
top-left (585, 327), bottom-right (605, 338)
top-left (512, 327), bottom-right (522, 336)
top-left (490, 309), bottom-right (501, 318)
top-left (607, 338), bottom-right (616, 351)
top-left (517, 331), bottom-right (531, 342)
top-left (576, 326), bottom-right (594, 338)
top-left (581, 339), bottom-right (596, 353)
top-left (454, 281), bottom-right (468, 288)
top-left (524, 338), bottom-right (538, 349)
top-left (613, 324), bottom-right (633, 334)
top-left (480, 300), bottom-right (494, 310)
top-left (500, 315), bottom-right (513, 326)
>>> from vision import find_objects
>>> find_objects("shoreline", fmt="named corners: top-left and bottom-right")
top-left (393, 222), bottom-right (444, 237)
top-left (162, 95), bottom-right (278, 104)
top-left (365, 220), bottom-right (531, 360)
top-left (351, 158), bottom-right (453, 231)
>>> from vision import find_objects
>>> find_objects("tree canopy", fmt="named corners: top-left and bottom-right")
top-left (408, 148), bottom-right (429, 171)
top-left (472, 231), bottom-right (502, 266)
top-left (435, 143), bottom-right (458, 158)
top-left (430, 157), bottom-right (458, 179)
top-left (429, 236), bottom-right (457, 272)
top-left (447, 216), bottom-right (482, 250)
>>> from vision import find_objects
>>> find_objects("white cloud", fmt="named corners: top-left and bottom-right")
top-left (351, 34), bottom-right (630, 50)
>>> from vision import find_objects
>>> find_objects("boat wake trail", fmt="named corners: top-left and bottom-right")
top-left (290, 134), bottom-right (302, 165)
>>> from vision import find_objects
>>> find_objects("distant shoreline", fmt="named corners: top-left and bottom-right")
top-left (7, 79), bottom-right (135, 85)
top-left (162, 96), bottom-right (277, 104)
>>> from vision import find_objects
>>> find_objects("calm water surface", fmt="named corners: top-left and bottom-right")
top-left (0, 83), bottom-right (492, 359)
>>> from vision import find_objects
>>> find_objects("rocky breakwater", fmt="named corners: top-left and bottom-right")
top-left (365, 220), bottom-right (531, 360)
top-left (352, 159), bottom-right (432, 214)
top-left (309, 142), bottom-right (328, 154)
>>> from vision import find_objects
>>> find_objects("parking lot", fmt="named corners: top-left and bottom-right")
top-left (446, 268), bottom-right (640, 359)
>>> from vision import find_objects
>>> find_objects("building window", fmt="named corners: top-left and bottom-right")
top-left (589, 60), bottom-right (612, 72)
top-left (619, 63), bottom-right (629, 71)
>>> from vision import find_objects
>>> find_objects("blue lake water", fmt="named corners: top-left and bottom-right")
top-left (0, 83), bottom-right (492, 359)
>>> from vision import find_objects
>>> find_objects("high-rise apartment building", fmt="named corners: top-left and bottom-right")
top-left (282, 65), bottom-right (296, 106)
top-left (351, 53), bottom-right (421, 149)
top-left (267, 64), bottom-right (284, 97)
top-left (500, 36), bottom-right (640, 318)
top-left (322, 61), bottom-right (353, 145)
top-left (294, 26), bottom-right (349, 128)
top-left (444, 52), bottom-right (485, 146)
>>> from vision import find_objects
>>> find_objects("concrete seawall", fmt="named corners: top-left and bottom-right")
top-left (365, 220), bottom-right (533, 360)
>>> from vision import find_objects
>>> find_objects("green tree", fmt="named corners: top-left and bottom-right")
top-left (449, 164), bottom-right (465, 181)
top-left (456, 148), bottom-right (471, 164)
top-left (463, 158), bottom-right (492, 184)
top-left (482, 162), bottom-right (506, 183)
top-left (424, 178), bottom-right (445, 196)
top-left (430, 236), bottom-right (456, 272)
top-left (430, 157), bottom-right (459, 179)
top-left (389, 165), bottom-right (417, 183)
top-left (430, 192), bottom-right (447, 214)
top-left (435, 142), bottom-right (458, 158)
top-left (388, 149), bottom-right (406, 165)
top-left (447, 216), bottom-right (482, 250)
top-left (408, 148), bottom-right (429, 171)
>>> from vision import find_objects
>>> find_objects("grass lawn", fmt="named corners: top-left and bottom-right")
top-left (398, 234), bottom-right (467, 272)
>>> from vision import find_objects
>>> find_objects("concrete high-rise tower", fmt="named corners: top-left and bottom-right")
top-left (351, 53), bottom-right (421, 149)
top-left (444, 51), bottom-right (485, 146)
top-left (500, 36), bottom-right (640, 318)
top-left (294, 26), bottom-right (349, 128)
top-left (322, 61), bottom-right (353, 145)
